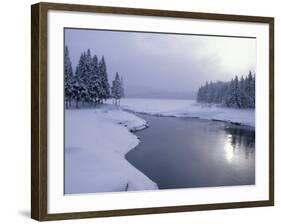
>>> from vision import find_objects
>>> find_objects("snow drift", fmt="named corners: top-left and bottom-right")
top-left (65, 106), bottom-right (157, 194)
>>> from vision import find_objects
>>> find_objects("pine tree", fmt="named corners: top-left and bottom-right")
top-left (197, 87), bottom-right (202, 102)
top-left (88, 54), bottom-right (102, 104)
top-left (120, 76), bottom-right (125, 98)
top-left (98, 56), bottom-right (111, 103)
top-left (64, 46), bottom-right (74, 108)
top-left (82, 49), bottom-right (93, 104)
top-left (74, 52), bottom-right (88, 107)
top-left (251, 74), bottom-right (255, 108)
top-left (240, 75), bottom-right (245, 91)
top-left (71, 75), bottom-right (83, 109)
top-left (112, 72), bottom-right (122, 105)
top-left (239, 76), bottom-right (248, 108)
top-left (244, 71), bottom-right (255, 108)
top-left (223, 76), bottom-right (246, 108)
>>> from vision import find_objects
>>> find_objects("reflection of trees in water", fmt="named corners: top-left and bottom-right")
top-left (224, 125), bottom-right (255, 159)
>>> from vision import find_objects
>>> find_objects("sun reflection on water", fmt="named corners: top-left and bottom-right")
top-left (225, 134), bottom-right (234, 162)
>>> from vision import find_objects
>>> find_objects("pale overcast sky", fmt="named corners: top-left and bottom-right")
top-left (65, 28), bottom-right (256, 99)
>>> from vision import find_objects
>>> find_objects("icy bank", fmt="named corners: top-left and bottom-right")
top-left (65, 106), bottom-right (157, 194)
top-left (121, 98), bottom-right (255, 127)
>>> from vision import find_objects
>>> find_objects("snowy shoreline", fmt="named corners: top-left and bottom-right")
top-left (121, 98), bottom-right (255, 127)
top-left (65, 106), bottom-right (158, 194)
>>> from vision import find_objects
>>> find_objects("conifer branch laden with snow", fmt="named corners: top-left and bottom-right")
top-left (197, 71), bottom-right (255, 109)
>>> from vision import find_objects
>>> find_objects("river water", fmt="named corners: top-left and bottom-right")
top-left (126, 114), bottom-right (255, 190)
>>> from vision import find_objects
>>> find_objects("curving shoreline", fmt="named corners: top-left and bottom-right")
top-left (65, 107), bottom-right (158, 194)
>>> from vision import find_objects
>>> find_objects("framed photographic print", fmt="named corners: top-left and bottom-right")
top-left (31, 2), bottom-right (274, 221)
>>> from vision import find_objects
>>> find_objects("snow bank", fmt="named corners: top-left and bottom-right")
top-left (65, 106), bottom-right (157, 194)
top-left (102, 106), bottom-right (149, 132)
top-left (121, 98), bottom-right (255, 127)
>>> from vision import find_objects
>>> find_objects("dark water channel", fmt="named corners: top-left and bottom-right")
top-left (125, 114), bottom-right (255, 190)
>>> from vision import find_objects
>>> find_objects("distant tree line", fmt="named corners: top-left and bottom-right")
top-left (197, 71), bottom-right (255, 108)
top-left (64, 46), bottom-right (124, 108)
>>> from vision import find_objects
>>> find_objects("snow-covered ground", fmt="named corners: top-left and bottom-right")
top-left (121, 98), bottom-right (255, 127)
top-left (65, 106), bottom-right (157, 194)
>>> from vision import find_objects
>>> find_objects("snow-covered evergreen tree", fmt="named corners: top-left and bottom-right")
top-left (112, 72), bottom-right (123, 105)
top-left (196, 86), bottom-right (203, 102)
top-left (74, 52), bottom-right (88, 107)
top-left (251, 73), bottom-right (255, 108)
top-left (243, 71), bottom-right (255, 108)
top-left (236, 76), bottom-right (248, 108)
top-left (240, 75), bottom-right (245, 91)
top-left (82, 49), bottom-right (94, 104)
top-left (64, 46), bottom-right (74, 108)
top-left (224, 76), bottom-right (246, 108)
top-left (88, 54), bottom-right (102, 104)
top-left (120, 76), bottom-right (125, 98)
top-left (98, 56), bottom-right (111, 103)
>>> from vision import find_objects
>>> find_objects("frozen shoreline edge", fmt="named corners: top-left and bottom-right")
top-left (123, 108), bottom-right (255, 128)
top-left (114, 110), bottom-right (162, 191)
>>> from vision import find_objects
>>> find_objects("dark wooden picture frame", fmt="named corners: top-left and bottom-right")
top-left (31, 2), bottom-right (274, 221)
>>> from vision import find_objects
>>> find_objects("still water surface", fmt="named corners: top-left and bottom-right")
top-left (126, 114), bottom-right (255, 189)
